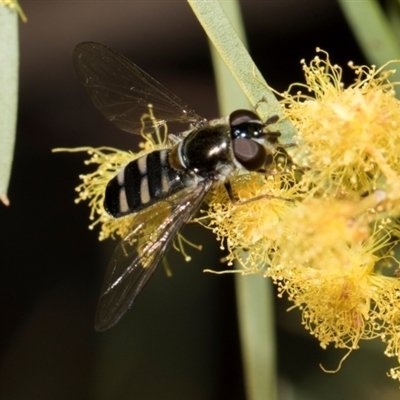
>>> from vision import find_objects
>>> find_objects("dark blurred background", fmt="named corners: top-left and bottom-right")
top-left (0, 1), bottom-right (398, 399)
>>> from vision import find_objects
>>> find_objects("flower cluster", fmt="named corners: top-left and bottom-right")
top-left (200, 49), bottom-right (400, 382)
top-left (267, 50), bottom-right (400, 381)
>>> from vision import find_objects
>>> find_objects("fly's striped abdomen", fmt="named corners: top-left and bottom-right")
top-left (104, 149), bottom-right (188, 218)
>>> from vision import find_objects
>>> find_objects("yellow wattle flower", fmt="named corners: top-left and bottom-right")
top-left (266, 49), bottom-right (400, 383)
top-left (203, 49), bottom-right (400, 383)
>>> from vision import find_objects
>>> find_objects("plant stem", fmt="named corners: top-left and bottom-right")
top-left (338, 0), bottom-right (400, 97)
top-left (187, 0), bottom-right (296, 144)
top-left (188, 1), bottom-right (278, 399)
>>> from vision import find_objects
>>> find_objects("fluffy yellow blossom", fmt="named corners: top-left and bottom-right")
top-left (283, 49), bottom-right (400, 200)
top-left (264, 49), bottom-right (400, 383)
top-left (268, 191), bottom-right (398, 349)
top-left (200, 49), bottom-right (400, 383)
top-left (70, 146), bottom-right (137, 241)
top-left (195, 169), bottom-right (297, 271)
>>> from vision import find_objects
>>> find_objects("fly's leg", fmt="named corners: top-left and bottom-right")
top-left (223, 181), bottom-right (294, 205)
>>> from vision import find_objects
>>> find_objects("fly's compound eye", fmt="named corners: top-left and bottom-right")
top-left (233, 138), bottom-right (267, 171)
top-left (229, 109), bottom-right (264, 139)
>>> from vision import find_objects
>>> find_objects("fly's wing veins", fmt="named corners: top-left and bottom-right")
top-left (95, 180), bottom-right (212, 331)
top-left (73, 42), bottom-right (204, 135)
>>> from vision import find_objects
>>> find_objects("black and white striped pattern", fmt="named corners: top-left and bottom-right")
top-left (104, 149), bottom-right (189, 218)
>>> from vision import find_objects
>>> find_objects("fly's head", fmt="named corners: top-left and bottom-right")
top-left (229, 110), bottom-right (282, 172)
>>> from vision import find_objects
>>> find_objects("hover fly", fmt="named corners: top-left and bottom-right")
top-left (73, 42), bottom-right (283, 331)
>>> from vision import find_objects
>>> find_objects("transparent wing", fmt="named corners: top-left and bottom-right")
top-left (95, 180), bottom-right (212, 331)
top-left (73, 42), bottom-right (204, 134)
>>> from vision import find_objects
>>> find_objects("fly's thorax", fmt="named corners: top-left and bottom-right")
top-left (177, 124), bottom-right (234, 178)
top-left (204, 115), bottom-right (229, 127)
top-left (104, 149), bottom-right (192, 218)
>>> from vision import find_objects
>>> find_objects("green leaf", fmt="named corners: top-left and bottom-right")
top-left (0, 5), bottom-right (19, 205)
